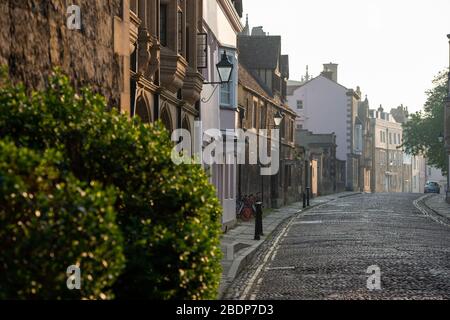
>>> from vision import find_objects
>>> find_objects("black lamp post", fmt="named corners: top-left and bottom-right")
top-left (204, 51), bottom-right (234, 85)
top-left (255, 110), bottom-right (284, 240)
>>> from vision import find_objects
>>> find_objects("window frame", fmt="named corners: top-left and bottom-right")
top-left (219, 49), bottom-right (237, 109)
top-left (160, 4), bottom-right (168, 47)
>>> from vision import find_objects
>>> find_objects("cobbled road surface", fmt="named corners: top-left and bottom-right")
top-left (224, 193), bottom-right (450, 300)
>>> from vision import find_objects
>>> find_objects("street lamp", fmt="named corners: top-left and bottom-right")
top-left (274, 111), bottom-right (284, 127)
top-left (204, 51), bottom-right (234, 85)
top-left (438, 132), bottom-right (444, 144)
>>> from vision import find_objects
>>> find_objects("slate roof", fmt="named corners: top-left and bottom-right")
top-left (280, 55), bottom-right (289, 78)
top-left (237, 35), bottom-right (281, 70)
top-left (239, 63), bottom-right (297, 116)
top-left (287, 74), bottom-right (348, 96)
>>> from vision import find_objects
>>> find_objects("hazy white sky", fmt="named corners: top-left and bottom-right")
top-left (242, 0), bottom-right (450, 113)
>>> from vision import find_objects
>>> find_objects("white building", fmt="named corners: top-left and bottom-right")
top-left (369, 108), bottom-right (405, 193)
top-left (201, 0), bottom-right (243, 230)
top-left (411, 155), bottom-right (426, 193)
top-left (287, 64), bottom-right (363, 191)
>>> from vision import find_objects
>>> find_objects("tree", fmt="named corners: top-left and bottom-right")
top-left (402, 70), bottom-right (449, 176)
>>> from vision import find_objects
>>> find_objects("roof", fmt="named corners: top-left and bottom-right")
top-left (238, 35), bottom-right (281, 70)
top-left (280, 55), bottom-right (289, 78)
top-left (238, 63), bottom-right (272, 100)
top-left (287, 74), bottom-right (348, 96)
top-left (239, 63), bottom-right (297, 117)
top-left (296, 129), bottom-right (337, 148)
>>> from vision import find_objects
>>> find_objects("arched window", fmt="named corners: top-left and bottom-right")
top-left (182, 116), bottom-right (191, 133)
top-left (135, 97), bottom-right (152, 124)
top-left (160, 107), bottom-right (173, 132)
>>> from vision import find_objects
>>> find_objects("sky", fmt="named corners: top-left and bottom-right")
top-left (242, 0), bottom-right (450, 113)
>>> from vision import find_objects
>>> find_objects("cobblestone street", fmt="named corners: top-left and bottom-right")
top-left (224, 193), bottom-right (450, 300)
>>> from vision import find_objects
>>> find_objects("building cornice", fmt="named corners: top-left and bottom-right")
top-left (218, 0), bottom-right (244, 34)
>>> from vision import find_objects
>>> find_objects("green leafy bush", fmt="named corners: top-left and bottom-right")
top-left (0, 141), bottom-right (125, 299)
top-left (0, 70), bottom-right (223, 299)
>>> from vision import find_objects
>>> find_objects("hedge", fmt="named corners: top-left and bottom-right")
top-left (0, 141), bottom-right (124, 299)
top-left (0, 69), bottom-right (223, 299)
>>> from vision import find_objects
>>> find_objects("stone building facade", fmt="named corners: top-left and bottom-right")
top-left (358, 95), bottom-right (373, 193)
top-left (0, 0), bottom-right (123, 107)
top-left (0, 0), bottom-right (205, 133)
top-left (127, 0), bottom-right (204, 137)
top-left (369, 107), bottom-right (405, 193)
top-left (286, 64), bottom-right (366, 192)
top-left (296, 130), bottom-right (340, 196)
top-left (201, 0), bottom-right (243, 229)
top-left (237, 28), bottom-right (299, 208)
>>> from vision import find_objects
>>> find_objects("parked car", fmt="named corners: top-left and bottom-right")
top-left (424, 181), bottom-right (441, 194)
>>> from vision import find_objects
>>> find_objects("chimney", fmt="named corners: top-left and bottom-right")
top-left (321, 70), bottom-right (333, 81)
top-left (323, 63), bottom-right (338, 82)
top-left (251, 26), bottom-right (266, 36)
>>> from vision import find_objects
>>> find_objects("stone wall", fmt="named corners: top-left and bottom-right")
top-left (0, 1), bottom-right (123, 107)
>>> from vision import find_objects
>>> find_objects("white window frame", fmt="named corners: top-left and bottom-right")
top-left (219, 49), bottom-right (237, 109)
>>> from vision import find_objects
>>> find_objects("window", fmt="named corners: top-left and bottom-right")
top-left (252, 101), bottom-right (258, 128)
top-left (260, 104), bottom-right (266, 129)
top-left (290, 120), bottom-right (295, 141)
top-left (380, 130), bottom-right (383, 143)
top-left (379, 150), bottom-right (386, 165)
top-left (219, 50), bottom-right (236, 107)
top-left (394, 134), bottom-right (397, 145)
top-left (355, 124), bottom-right (363, 153)
top-left (297, 124), bottom-right (303, 130)
top-left (286, 165), bottom-right (292, 187)
top-left (389, 133), bottom-right (392, 145)
top-left (221, 82), bottom-right (231, 106)
top-left (177, 11), bottom-right (183, 55)
top-left (160, 4), bottom-right (168, 47)
top-left (296, 100), bottom-right (304, 110)
top-left (197, 33), bottom-right (208, 69)
top-left (245, 98), bottom-right (250, 120)
top-left (225, 165), bottom-right (229, 200)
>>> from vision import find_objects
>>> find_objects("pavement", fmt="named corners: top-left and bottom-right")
top-left (218, 191), bottom-right (361, 298)
top-left (223, 193), bottom-right (450, 300)
top-left (423, 194), bottom-right (450, 222)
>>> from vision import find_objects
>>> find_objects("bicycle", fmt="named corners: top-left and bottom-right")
top-left (236, 193), bottom-right (262, 221)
